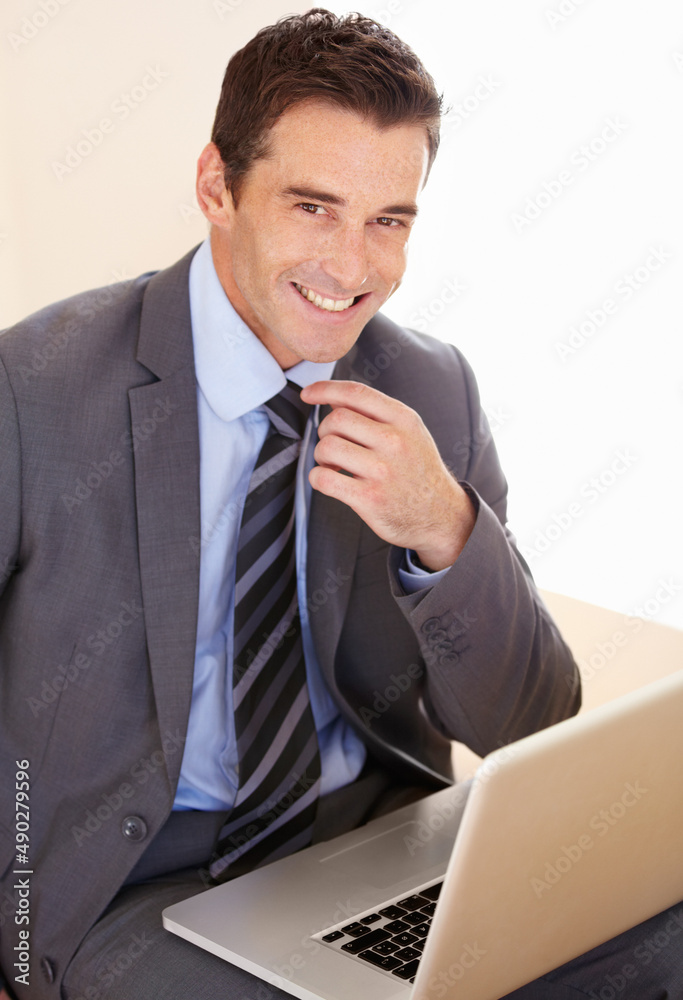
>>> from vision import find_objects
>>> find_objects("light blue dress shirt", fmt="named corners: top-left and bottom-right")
top-left (174, 239), bottom-right (446, 811)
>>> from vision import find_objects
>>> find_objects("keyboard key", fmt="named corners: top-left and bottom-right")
top-left (360, 913), bottom-right (381, 925)
top-left (384, 919), bottom-right (409, 934)
top-left (396, 894), bottom-right (428, 911)
top-left (322, 930), bottom-right (344, 942)
top-left (419, 883), bottom-right (443, 901)
top-left (420, 902), bottom-right (437, 917)
top-left (414, 939), bottom-right (426, 952)
top-left (341, 922), bottom-right (370, 937)
top-left (392, 959), bottom-right (420, 980)
top-left (403, 911), bottom-right (428, 926)
top-left (373, 941), bottom-right (400, 955)
top-left (391, 932), bottom-right (417, 947)
top-left (395, 946), bottom-right (421, 962)
top-left (379, 905), bottom-right (407, 920)
top-left (341, 929), bottom-right (390, 954)
top-left (409, 922), bottom-right (431, 938)
top-left (358, 950), bottom-right (402, 971)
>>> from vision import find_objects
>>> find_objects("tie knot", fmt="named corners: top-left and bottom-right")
top-left (263, 380), bottom-right (311, 440)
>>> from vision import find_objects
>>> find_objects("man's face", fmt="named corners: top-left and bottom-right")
top-left (204, 100), bottom-right (430, 368)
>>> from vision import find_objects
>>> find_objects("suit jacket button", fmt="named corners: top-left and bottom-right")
top-left (423, 617), bottom-right (442, 633)
top-left (441, 651), bottom-right (460, 665)
top-left (121, 815), bottom-right (148, 842)
top-left (40, 957), bottom-right (57, 983)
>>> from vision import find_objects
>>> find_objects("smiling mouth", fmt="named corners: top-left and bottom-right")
top-left (292, 282), bottom-right (363, 313)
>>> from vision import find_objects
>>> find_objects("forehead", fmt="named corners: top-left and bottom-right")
top-left (260, 99), bottom-right (430, 197)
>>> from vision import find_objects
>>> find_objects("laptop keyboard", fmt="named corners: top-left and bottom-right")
top-left (312, 879), bottom-right (443, 984)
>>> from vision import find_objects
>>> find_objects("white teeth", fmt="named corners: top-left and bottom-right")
top-left (294, 283), bottom-right (355, 312)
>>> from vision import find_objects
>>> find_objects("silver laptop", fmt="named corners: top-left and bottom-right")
top-left (163, 669), bottom-right (683, 1000)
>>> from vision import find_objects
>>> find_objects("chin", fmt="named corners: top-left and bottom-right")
top-left (297, 336), bottom-right (361, 365)
top-left (277, 324), bottom-right (361, 365)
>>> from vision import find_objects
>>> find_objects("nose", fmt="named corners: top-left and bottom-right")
top-left (318, 224), bottom-right (370, 294)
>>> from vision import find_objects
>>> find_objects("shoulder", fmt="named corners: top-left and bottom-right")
top-left (0, 273), bottom-right (152, 393)
top-left (0, 273), bottom-right (152, 353)
top-left (0, 245), bottom-right (197, 399)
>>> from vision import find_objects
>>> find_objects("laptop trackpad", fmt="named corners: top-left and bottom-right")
top-left (319, 821), bottom-right (453, 889)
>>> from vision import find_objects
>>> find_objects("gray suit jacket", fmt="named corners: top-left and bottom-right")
top-left (0, 246), bottom-right (579, 997)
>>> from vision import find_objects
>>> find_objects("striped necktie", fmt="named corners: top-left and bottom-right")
top-left (209, 380), bottom-right (321, 882)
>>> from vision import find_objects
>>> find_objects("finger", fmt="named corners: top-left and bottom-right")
top-left (301, 379), bottom-right (402, 422)
top-left (308, 462), bottom-right (368, 513)
top-left (313, 434), bottom-right (378, 480)
top-left (316, 404), bottom-right (386, 450)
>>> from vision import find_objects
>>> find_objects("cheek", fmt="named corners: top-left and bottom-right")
top-left (371, 235), bottom-right (409, 283)
top-left (275, 219), bottom-right (329, 272)
top-left (231, 224), bottom-right (282, 294)
top-left (247, 218), bottom-right (315, 283)
top-left (235, 217), bottom-right (270, 266)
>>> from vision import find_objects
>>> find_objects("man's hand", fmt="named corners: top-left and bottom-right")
top-left (300, 380), bottom-right (476, 571)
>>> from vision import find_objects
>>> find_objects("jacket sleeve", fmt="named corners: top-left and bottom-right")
top-left (389, 347), bottom-right (581, 757)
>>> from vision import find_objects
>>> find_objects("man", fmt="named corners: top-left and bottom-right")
top-left (0, 9), bottom-right (675, 1000)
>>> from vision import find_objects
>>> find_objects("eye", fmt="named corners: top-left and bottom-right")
top-left (299, 203), bottom-right (326, 215)
top-left (376, 216), bottom-right (403, 227)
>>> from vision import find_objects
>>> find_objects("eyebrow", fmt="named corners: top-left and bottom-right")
top-left (282, 185), bottom-right (419, 219)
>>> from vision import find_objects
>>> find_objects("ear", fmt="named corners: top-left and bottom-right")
top-left (196, 142), bottom-right (234, 227)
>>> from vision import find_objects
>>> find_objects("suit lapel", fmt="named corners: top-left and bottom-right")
top-left (306, 490), bottom-right (360, 691)
top-left (305, 344), bottom-right (365, 695)
top-left (131, 248), bottom-right (201, 790)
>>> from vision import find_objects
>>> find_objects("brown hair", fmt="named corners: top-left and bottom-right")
top-left (210, 7), bottom-right (443, 204)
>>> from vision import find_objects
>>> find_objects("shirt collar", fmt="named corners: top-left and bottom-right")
top-left (189, 238), bottom-right (335, 423)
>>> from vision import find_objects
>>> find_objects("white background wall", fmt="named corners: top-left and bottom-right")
top-left (1, 0), bottom-right (681, 628)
